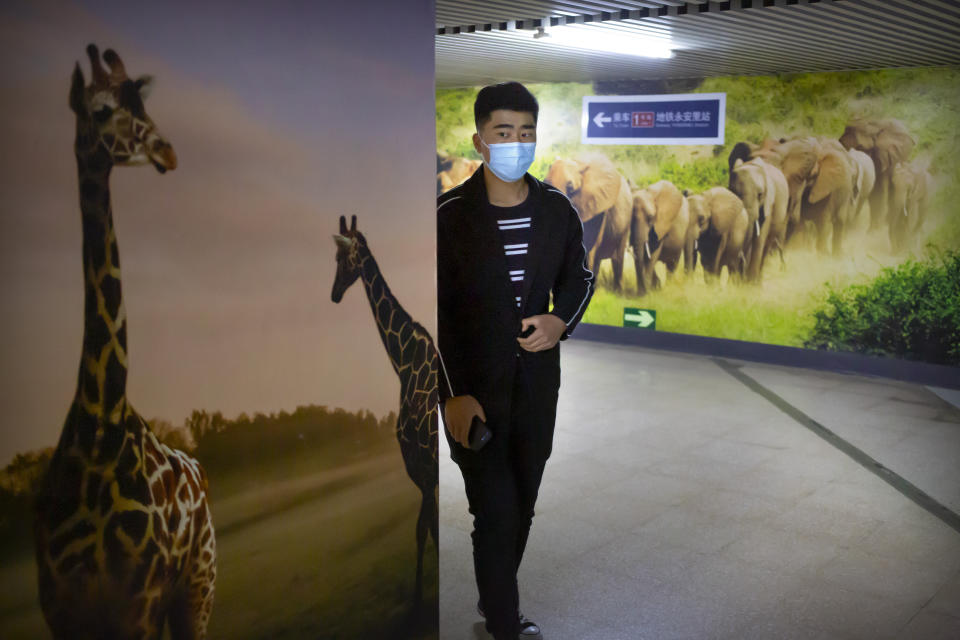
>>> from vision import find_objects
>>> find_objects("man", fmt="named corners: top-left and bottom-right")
top-left (437, 82), bottom-right (595, 640)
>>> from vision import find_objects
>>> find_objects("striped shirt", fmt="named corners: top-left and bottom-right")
top-left (485, 193), bottom-right (534, 309)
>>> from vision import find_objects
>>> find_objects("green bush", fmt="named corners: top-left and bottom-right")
top-left (805, 250), bottom-right (960, 364)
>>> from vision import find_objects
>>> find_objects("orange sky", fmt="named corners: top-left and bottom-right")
top-left (0, 0), bottom-right (437, 463)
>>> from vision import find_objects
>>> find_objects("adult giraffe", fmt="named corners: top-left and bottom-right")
top-left (34, 45), bottom-right (215, 639)
top-left (331, 215), bottom-right (439, 607)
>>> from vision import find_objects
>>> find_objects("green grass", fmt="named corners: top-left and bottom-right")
top-left (582, 226), bottom-right (912, 347)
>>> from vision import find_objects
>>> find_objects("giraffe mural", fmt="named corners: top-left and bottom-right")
top-left (331, 215), bottom-right (439, 606)
top-left (33, 45), bottom-right (216, 639)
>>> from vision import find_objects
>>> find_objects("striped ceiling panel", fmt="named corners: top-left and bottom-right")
top-left (436, 0), bottom-right (960, 86)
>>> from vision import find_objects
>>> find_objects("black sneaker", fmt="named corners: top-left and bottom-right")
top-left (477, 600), bottom-right (541, 637)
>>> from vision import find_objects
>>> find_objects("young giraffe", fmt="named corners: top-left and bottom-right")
top-left (332, 215), bottom-right (439, 605)
top-left (33, 45), bottom-right (216, 639)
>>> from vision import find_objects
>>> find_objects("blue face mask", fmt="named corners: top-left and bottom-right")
top-left (479, 136), bottom-right (536, 183)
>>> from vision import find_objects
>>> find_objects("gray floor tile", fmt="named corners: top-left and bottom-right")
top-left (575, 529), bottom-right (703, 586)
top-left (772, 582), bottom-right (919, 640)
top-left (818, 546), bottom-right (958, 605)
top-left (767, 499), bottom-right (884, 545)
top-left (558, 486), bottom-right (671, 533)
top-left (631, 503), bottom-right (754, 555)
top-left (718, 524), bottom-right (847, 575)
top-left (522, 510), bottom-right (624, 565)
top-left (439, 340), bottom-right (960, 640)
top-left (926, 569), bottom-right (960, 618)
top-left (600, 469), bottom-right (705, 508)
top-left (680, 486), bottom-right (797, 525)
top-left (857, 517), bottom-right (960, 568)
top-left (896, 610), bottom-right (960, 640)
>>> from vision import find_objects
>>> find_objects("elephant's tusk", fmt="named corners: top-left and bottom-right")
top-left (755, 220), bottom-right (761, 237)
top-left (694, 239), bottom-right (698, 251)
top-left (644, 242), bottom-right (651, 260)
top-left (903, 207), bottom-right (908, 217)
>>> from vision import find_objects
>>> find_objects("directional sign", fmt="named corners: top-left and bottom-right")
top-left (623, 308), bottom-right (656, 330)
top-left (582, 93), bottom-right (725, 145)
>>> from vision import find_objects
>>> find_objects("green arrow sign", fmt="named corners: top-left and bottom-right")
top-left (623, 308), bottom-right (656, 329)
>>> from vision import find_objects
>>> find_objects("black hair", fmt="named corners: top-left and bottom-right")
top-left (474, 82), bottom-right (539, 129)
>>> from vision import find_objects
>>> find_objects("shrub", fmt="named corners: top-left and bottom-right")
top-left (805, 250), bottom-right (960, 365)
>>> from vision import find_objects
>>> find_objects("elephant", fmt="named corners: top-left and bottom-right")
top-left (839, 118), bottom-right (915, 230)
top-left (889, 162), bottom-right (932, 252)
top-left (545, 157), bottom-right (633, 291)
top-left (801, 140), bottom-right (856, 255)
top-left (729, 157), bottom-right (788, 282)
top-left (727, 138), bottom-right (779, 175)
top-left (544, 157), bottom-right (584, 200)
top-left (437, 155), bottom-right (481, 195)
top-left (630, 180), bottom-right (689, 296)
top-left (847, 148), bottom-right (877, 228)
top-left (437, 152), bottom-right (452, 194)
top-left (742, 136), bottom-right (860, 255)
top-left (686, 187), bottom-right (750, 282)
top-left (682, 192), bottom-right (702, 273)
top-left (762, 138), bottom-right (818, 242)
top-left (730, 137), bottom-right (816, 244)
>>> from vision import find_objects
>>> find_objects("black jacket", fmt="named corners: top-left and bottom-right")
top-left (437, 167), bottom-right (595, 423)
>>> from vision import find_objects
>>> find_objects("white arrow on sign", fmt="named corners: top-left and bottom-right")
top-left (593, 111), bottom-right (612, 128)
top-left (624, 311), bottom-right (655, 327)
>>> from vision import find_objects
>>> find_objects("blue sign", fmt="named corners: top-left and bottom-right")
top-left (582, 93), bottom-right (726, 145)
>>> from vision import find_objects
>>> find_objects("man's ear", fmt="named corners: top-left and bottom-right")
top-left (472, 132), bottom-right (483, 158)
top-left (70, 63), bottom-right (87, 116)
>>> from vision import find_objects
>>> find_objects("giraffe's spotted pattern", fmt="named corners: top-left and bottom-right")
top-left (332, 215), bottom-right (438, 604)
top-left (34, 44), bottom-right (214, 640)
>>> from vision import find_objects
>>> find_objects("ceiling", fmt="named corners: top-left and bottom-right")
top-left (435, 0), bottom-right (960, 87)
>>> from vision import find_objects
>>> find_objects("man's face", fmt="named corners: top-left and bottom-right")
top-left (473, 109), bottom-right (537, 163)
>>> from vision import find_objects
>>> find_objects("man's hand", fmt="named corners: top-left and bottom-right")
top-left (518, 314), bottom-right (567, 352)
top-left (443, 395), bottom-right (486, 447)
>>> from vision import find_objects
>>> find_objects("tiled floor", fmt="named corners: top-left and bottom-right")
top-left (439, 339), bottom-right (960, 639)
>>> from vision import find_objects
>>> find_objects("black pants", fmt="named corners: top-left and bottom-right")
top-left (446, 363), bottom-right (558, 640)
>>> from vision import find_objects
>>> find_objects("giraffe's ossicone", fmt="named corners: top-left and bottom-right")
top-left (34, 44), bottom-right (215, 640)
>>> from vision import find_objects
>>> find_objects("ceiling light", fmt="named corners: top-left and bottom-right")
top-left (535, 25), bottom-right (674, 59)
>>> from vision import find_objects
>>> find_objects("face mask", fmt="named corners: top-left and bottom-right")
top-left (479, 136), bottom-right (536, 183)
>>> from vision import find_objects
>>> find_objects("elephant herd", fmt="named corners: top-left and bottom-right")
top-left (542, 117), bottom-right (932, 295)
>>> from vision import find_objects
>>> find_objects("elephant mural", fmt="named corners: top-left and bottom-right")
top-left (761, 138), bottom-right (817, 243)
top-left (682, 194), bottom-right (702, 273)
top-left (686, 187), bottom-right (750, 282)
top-left (847, 147), bottom-right (877, 228)
top-left (737, 137), bottom-right (862, 255)
top-left (545, 157), bottom-right (633, 291)
top-left (889, 161), bottom-right (932, 253)
top-left (729, 157), bottom-right (788, 282)
top-left (631, 180), bottom-right (689, 296)
top-left (840, 118), bottom-right (915, 230)
top-left (727, 138), bottom-right (779, 175)
top-left (729, 137), bottom-right (817, 244)
top-left (437, 153), bottom-right (481, 195)
top-left (802, 140), bottom-right (856, 255)
top-left (544, 157), bottom-right (584, 200)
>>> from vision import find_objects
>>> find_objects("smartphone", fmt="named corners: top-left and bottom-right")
top-left (468, 415), bottom-right (493, 451)
top-left (520, 324), bottom-right (535, 339)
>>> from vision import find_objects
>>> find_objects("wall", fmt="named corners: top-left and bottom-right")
top-left (437, 68), bottom-right (960, 369)
top-left (0, 0), bottom-right (438, 638)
